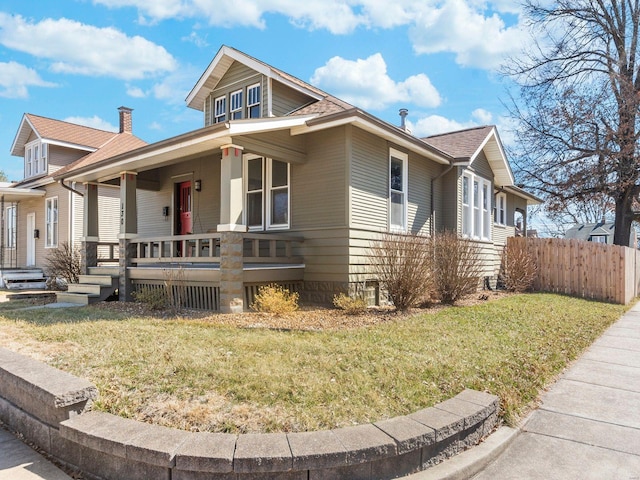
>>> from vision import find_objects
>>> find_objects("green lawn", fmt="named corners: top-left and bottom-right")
top-left (0, 293), bottom-right (629, 433)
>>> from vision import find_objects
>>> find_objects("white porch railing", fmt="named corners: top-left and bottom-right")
top-left (129, 232), bottom-right (302, 265)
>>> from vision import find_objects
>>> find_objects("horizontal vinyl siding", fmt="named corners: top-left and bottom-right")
top-left (271, 81), bottom-right (315, 116)
top-left (351, 128), bottom-right (388, 230)
top-left (407, 151), bottom-right (438, 235)
top-left (471, 151), bottom-right (493, 180)
top-left (440, 167), bottom-right (460, 232)
top-left (98, 185), bottom-right (120, 242)
top-left (291, 227), bottom-right (349, 283)
top-left (137, 155), bottom-right (221, 237)
top-left (72, 184), bottom-right (84, 247)
top-left (291, 128), bottom-right (346, 230)
top-left (205, 61), bottom-right (263, 125)
top-left (48, 146), bottom-right (88, 175)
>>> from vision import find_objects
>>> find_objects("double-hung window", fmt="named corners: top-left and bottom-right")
top-left (495, 192), bottom-right (506, 226)
top-left (45, 197), bottom-right (58, 248)
top-left (24, 141), bottom-right (47, 179)
top-left (389, 148), bottom-right (408, 231)
top-left (5, 206), bottom-right (16, 249)
top-left (230, 89), bottom-right (243, 119)
top-left (214, 96), bottom-right (226, 123)
top-left (462, 173), bottom-right (491, 241)
top-left (244, 156), bottom-right (290, 231)
top-left (247, 83), bottom-right (261, 118)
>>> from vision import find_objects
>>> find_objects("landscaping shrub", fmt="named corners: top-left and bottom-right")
top-left (333, 293), bottom-right (368, 315)
top-left (370, 233), bottom-right (434, 312)
top-left (432, 230), bottom-right (482, 304)
top-left (44, 241), bottom-right (82, 289)
top-left (501, 239), bottom-right (538, 292)
top-left (132, 286), bottom-right (168, 310)
top-left (251, 284), bottom-right (299, 314)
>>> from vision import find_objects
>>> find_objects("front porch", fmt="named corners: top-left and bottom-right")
top-left (80, 231), bottom-right (304, 312)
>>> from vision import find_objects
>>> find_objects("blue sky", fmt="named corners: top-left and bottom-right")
top-left (0, 0), bottom-right (528, 183)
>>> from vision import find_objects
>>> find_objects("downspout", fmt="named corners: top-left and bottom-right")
top-left (59, 179), bottom-right (84, 197)
top-left (59, 179), bottom-right (83, 249)
top-left (430, 161), bottom-right (455, 237)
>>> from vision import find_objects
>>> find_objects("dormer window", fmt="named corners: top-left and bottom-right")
top-left (214, 95), bottom-right (226, 123)
top-left (25, 140), bottom-right (47, 179)
top-left (230, 89), bottom-right (243, 119)
top-left (247, 83), bottom-right (261, 118)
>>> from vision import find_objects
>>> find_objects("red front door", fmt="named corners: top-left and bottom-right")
top-left (177, 181), bottom-right (192, 235)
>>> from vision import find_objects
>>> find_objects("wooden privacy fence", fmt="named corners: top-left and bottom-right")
top-left (508, 237), bottom-right (640, 304)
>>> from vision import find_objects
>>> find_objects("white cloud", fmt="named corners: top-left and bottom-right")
top-left (311, 53), bottom-right (441, 111)
top-left (410, 115), bottom-right (475, 137)
top-left (64, 115), bottom-right (117, 132)
top-left (149, 121), bottom-right (163, 130)
top-left (181, 31), bottom-right (208, 48)
top-left (0, 13), bottom-right (177, 80)
top-left (0, 61), bottom-right (57, 98)
top-left (151, 66), bottom-right (201, 104)
top-left (126, 85), bottom-right (147, 98)
top-left (471, 108), bottom-right (493, 124)
top-left (409, 0), bottom-right (527, 69)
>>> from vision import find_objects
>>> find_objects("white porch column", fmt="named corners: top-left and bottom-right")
top-left (218, 145), bottom-right (246, 314)
top-left (218, 144), bottom-right (246, 232)
top-left (81, 183), bottom-right (99, 274)
top-left (119, 171), bottom-right (137, 301)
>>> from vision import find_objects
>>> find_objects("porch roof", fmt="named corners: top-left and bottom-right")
top-left (0, 185), bottom-right (46, 202)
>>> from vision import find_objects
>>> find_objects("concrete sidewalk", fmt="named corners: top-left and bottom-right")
top-left (473, 301), bottom-right (640, 479)
top-left (0, 427), bottom-right (71, 480)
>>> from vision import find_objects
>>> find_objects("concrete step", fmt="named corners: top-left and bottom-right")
top-left (77, 275), bottom-right (116, 287)
top-left (88, 266), bottom-right (119, 277)
top-left (55, 292), bottom-right (99, 305)
top-left (67, 284), bottom-right (102, 295)
top-left (4, 281), bottom-right (47, 290)
top-left (3, 272), bottom-right (46, 281)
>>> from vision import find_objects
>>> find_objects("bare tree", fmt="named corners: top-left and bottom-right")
top-left (507, 1), bottom-right (640, 245)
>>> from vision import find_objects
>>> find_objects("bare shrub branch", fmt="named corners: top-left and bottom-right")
top-left (432, 231), bottom-right (482, 305)
top-left (501, 239), bottom-right (538, 293)
top-left (44, 241), bottom-right (81, 289)
top-left (369, 233), bottom-right (434, 312)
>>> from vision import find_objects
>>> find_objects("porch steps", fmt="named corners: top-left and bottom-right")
top-left (55, 271), bottom-right (119, 305)
top-left (1, 269), bottom-right (47, 290)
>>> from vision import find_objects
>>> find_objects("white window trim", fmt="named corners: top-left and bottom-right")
top-left (230, 89), bottom-right (243, 120)
top-left (389, 148), bottom-right (408, 232)
top-left (462, 172), bottom-right (492, 241)
top-left (246, 83), bottom-right (261, 119)
top-left (495, 192), bottom-right (507, 226)
top-left (5, 205), bottom-right (16, 249)
top-left (243, 155), bottom-right (290, 232)
top-left (24, 140), bottom-right (48, 180)
top-left (45, 196), bottom-right (58, 248)
top-left (214, 95), bottom-right (226, 123)
top-left (266, 159), bottom-right (290, 231)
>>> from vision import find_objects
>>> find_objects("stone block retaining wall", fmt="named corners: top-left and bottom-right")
top-left (0, 347), bottom-right (500, 480)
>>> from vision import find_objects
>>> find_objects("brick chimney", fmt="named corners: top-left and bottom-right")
top-left (118, 106), bottom-right (133, 133)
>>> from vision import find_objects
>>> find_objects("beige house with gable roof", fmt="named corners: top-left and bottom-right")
top-left (45, 45), bottom-right (540, 311)
top-left (0, 107), bottom-right (146, 288)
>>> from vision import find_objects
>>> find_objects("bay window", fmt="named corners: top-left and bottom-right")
top-left (24, 140), bottom-right (48, 179)
top-left (214, 96), bottom-right (226, 123)
top-left (230, 89), bottom-right (243, 119)
top-left (461, 173), bottom-right (491, 241)
top-left (247, 83), bottom-right (261, 118)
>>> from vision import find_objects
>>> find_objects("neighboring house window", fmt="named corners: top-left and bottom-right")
top-left (24, 141), bottom-right (47, 179)
top-left (247, 83), bottom-right (261, 118)
top-left (214, 96), bottom-right (226, 123)
top-left (230, 89), bottom-right (243, 119)
top-left (5, 206), bottom-right (16, 249)
top-left (590, 235), bottom-right (607, 243)
top-left (462, 173), bottom-right (491, 241)
top-left (45, 197), bottom-right (58, 248)
top-left (495, 192), bottom-right (507, 226)
top-left (244, 156), bottom-right (290, 231)
top-left (389, 148), bottom-right (408, 231)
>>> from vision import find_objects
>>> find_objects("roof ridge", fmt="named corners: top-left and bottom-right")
top-left (25, 113), bottom-right (117, 135)
top-left (423, 124), bottom-right (494, 140)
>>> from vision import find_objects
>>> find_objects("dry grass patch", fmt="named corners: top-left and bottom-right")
top-left (0, 293), bottom-right (629, 433)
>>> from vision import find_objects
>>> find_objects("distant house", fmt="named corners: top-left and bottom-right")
top-left (49, 45), bottom-right (541, 311)
top-left (0, 108), bottom-right (146, 288)
top-left (564, 222), bottom-right (637, 247)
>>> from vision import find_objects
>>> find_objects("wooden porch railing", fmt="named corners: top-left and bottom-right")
top-left (96, 242), bottom-right (118, 263)
top-left (129, 232), bottom-right (302, 265)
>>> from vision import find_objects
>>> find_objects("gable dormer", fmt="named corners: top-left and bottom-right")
top-left (186, 45), bottom-right (325, 126)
